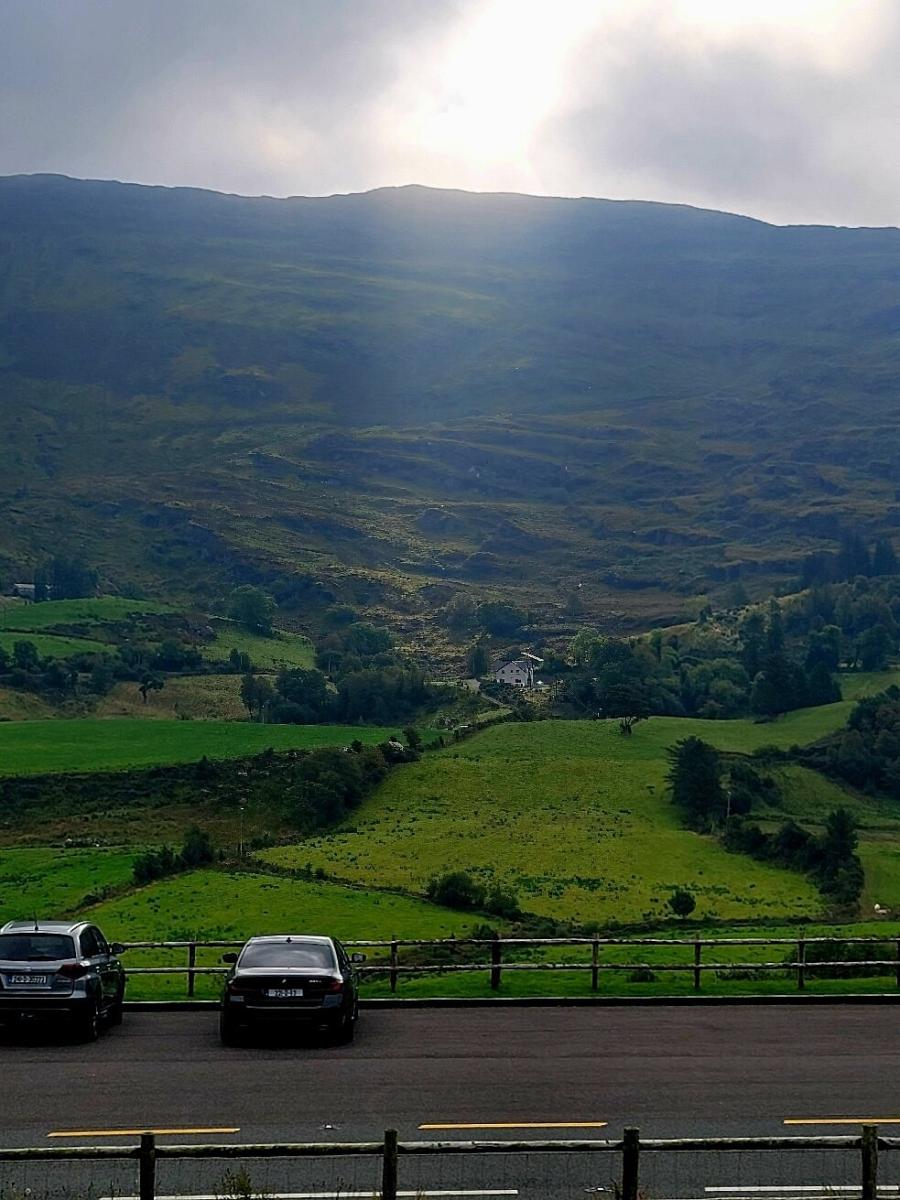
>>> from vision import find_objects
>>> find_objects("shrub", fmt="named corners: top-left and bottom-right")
top-left (426, 871), bottom-right (486, 911)
top-left (667, 887), bottom-right (697, 919)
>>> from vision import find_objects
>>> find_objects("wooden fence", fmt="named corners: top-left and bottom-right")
top-left (0, 1126), bottom-right (885, 1200)
top-left (118, 933), bottom-right (900, 996)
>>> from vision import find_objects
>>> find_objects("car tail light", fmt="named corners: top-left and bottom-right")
top-left (57, 960), bottom-right (91, 979)
top-left (326, 978), bottom-right (344, 993)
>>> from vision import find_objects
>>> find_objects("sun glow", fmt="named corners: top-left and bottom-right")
top-left (382, 0), bottom-right (600, 187)
top-left (371, 0), bottom-right (890, 200)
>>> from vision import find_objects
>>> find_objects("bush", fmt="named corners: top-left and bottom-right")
top-left (667, 888), bottom-right (697, 919)
top-left (426, 871), bottom-right (486, 911)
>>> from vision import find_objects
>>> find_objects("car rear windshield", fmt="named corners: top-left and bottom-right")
top-left (0, 933), bottom-right (76, 962)
top-left (239, 941), bottom-right (336, 969)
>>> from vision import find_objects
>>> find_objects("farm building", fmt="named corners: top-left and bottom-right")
top-left (495, 652), bottom-right (544, 688)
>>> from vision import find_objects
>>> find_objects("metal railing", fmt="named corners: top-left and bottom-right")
top-left (119, 933), bottom-right (900, 996)
top-left (0, 1126), bottom-right (885, 1200)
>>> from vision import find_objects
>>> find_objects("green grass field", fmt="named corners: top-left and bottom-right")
top-left (78, 867), bottom-right (900, 1000)
top-left (0, 630), bottom-right (109, 658)
top-left (0, 719), bottom-right (409, 776)
top-left (85, 868), bottom-right (485, 998)
top-left (0, 597), bottom-right (171, 632)
top-left (0, 847), bottom-right (136, 918)
top-left (259, 717), bottom-right (834, 924)
top-left (203, 621), bottom-right (314, 670)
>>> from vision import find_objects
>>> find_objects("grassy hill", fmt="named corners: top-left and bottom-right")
top-left (0, 597), bottom-right (172, 631)
top-left (0, 718), bottom-right (409, 776)
top-left (256, 700), bottom-right (900, 925)
top-left (3, 176), bottom-right (900, 635)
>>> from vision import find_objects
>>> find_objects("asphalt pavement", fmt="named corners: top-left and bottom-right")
top-left (1, 1004), bottom-right (898, 1197)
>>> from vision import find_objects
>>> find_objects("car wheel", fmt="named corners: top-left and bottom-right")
top-left (74, 1002), bottom-right (100, 1043)
top-left (220, 1010), bottom-right (242, 1046)
top-left (332, 1009), bottom-right (354, 1044)
top-left (107, 988), bottom-right (125, 1027)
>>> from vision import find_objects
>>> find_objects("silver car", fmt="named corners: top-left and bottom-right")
top-left (0, 920), bottom-right (126, 1041)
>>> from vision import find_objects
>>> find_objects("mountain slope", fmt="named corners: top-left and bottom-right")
top-left (1, 175), bottom-right (899, 637)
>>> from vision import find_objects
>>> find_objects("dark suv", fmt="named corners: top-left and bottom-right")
top-left (0, 920), bottom-right (126, 1041)
top-left (220, 935), bottom-right (365, 1045)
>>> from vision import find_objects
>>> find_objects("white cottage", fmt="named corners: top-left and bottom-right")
top-left (495, 652), bottom-right (544, 688)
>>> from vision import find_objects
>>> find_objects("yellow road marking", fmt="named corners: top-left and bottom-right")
top-left (419, 1121), bottom-right (607, 1130)
top-left (784, 1118), bottom-right (900, 1126)
top-left (48, 1127), bottom-right (240, 1138)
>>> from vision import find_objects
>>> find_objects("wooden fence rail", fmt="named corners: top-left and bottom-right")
top-left (0, 1127), bottom-right (885, 1200)
top-left (119, 933), bottom-right (900, 996)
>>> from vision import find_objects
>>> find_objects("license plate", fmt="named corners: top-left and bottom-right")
top-left (267, 988), bottom-right (304, 999)
top-left (10, 975), bottom-right (47, 985)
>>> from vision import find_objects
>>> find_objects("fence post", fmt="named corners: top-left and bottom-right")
top-left (591, 938), bottom-right (600, 992)
top-left (895, 938), bottom-right (900, 990)
top-left (187, 943), bottom-right (197, 998)
top-left (796, 938), bottom-right (806, 991)
top-left (139, 1132), bottom-right (156, 1200)
top-left (862, 1123), bottom-right (878, 1200)
top-left (390, 937), bottom-right (399, 994)
top-left (621, 1127), bottom-right (640, 1200)
top-left (693, 940), bottom-right (702, 991)
top-left (490, 931), bottom-right (502, 991)
top-left (382, 1128), bottom-right (399, 1200)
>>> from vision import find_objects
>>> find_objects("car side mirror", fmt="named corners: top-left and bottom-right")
top-left (221, 952), bottom-right (238, 964)
top-left (110, 943), bottom-right (126, 956)
top-left (350, 952), bottom-right (367, 964)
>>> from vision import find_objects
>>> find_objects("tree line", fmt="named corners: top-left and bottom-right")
top-left (667, 736), bottom-right (864, 910)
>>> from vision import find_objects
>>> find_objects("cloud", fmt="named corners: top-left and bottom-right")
top-left (1, 0), bottom-right (899, 224)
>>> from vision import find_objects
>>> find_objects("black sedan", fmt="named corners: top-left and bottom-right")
top-left (220, 934), bottom-right (365, 1045)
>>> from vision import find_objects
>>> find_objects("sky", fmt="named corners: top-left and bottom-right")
top-left (1, 0), bottom-right (898, 227)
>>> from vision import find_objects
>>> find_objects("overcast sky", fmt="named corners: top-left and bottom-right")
top-left (1, 0), bottom-right (898, 227)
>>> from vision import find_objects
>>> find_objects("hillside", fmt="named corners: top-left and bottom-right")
top-left (260, 706), bottom-right (893, 925)
top-left (3, 176), bottom-right (900, 642)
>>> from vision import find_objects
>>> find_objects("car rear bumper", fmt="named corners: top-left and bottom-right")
top-left (225, 1002), bottom-right (347, 1025)
top-left (0, 996), bottom-right (91, 1021)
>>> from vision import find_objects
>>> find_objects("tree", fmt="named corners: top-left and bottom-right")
top-left (569, 629), bottom-right (599, 667)
top-left (873, 538), bottom-right (898, 577)
top-left (446, 593), bottom-right (477, 632)
top-left (476, 601), bottom-right (526, 636)
top-left (36, 555), bottom-right (97, 601)
top-left (838, 530), bottom-right (871, 580)
top-left (739, 611), bottom-right (766, 679)
top-left (765, 600), bottom-right (785, 657)
top-left (822, 807), bottom-right (858, 863)
top-left (89, 656), bottom-right (115, 695)
top-left (403, 726), bottom-right (422, 750)
top-left (426, 871), bottom-right (486, 911)
top-left (240, 672), bottom-right (274, 720)
top-left (805, 626), bottom-right (842, 672)
top-left (228, 585), bottom-right (276, 636)
top-left (667, 737), bottom-right (726, 830)
top-left (806, 662), bottom-right (842, 707)
top-left (12, 640), bottom-right (39, 672)
top-left (273, 667), bottom-right (331, 721)
top-left (181, 827), bottom-right (214, 868)
top-left (138, 672), bottom-right (164, 703)
top-left (857, 624), bottom-right (893, 671)
top-left (667, 888), bottom-right (696, 919)
top-left (466, 638), bottom-right (491, 678)
top-left (229, 647), bottom-right (252, 672)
